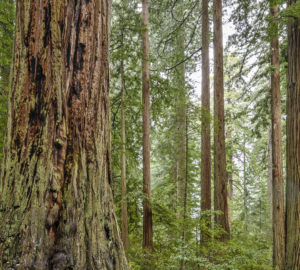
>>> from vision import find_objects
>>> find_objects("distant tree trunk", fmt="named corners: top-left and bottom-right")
top-left (227, 168), bottom-right (233, 224)
top-left (0, 1), bottom-right (128, 269)
top-left (172, 158), bottom-right (178, 212)
top-left (267, 129), bottom-right (273, 235)
top-left (175, 34), bottom-right (187, 218)
top-left (213, 0), bottom-right (230, 240)
top-left (268, 129), bottom-right (273, 215)
top-left (142, 0), bottom-right (153, 250)
top-left (269, 3), bottom-right (285, 269)
top-left (285, 0), bottom-right (300, 269)
top-left (173, 10), bottom-right (187, 269)
top-left (226, 99), bottom-right (233, 225)
top-left (121, 52), bottom-right (129, 256)
top-left (179, 113), bottom-right (188, 270)
top-left (243, 139), bottom-right (248, 233)
top-left (201, 0), bottom-right (212, 242)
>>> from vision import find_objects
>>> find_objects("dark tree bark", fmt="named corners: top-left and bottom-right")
top-left (201, 0), bottom-right (212, 242)
top-left (213, 0), bottom-right (230, 241)
top-left (142, 0), bottom-right (153, 250)
top-left (270, 2), bottom-right (285, 269)
top-left (285, 0), bottom-right (300, 269)
top-left (0, 1), bottom-right (128, 269)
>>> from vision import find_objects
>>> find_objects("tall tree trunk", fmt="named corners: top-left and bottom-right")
top-left (175, 8), bottom-right (187, 220)
top-left (268, 128), bottom-right (273, 216)
top-left (0, 1), bottom-right (128, 269)
top-left (173, 10), bottom-right (187, 269)
top-left (213, 0), bottom-right (230, 240)
top-left (121, 52), bottom-right (129, 257)
top-left (179, 113), bottom-right (188, 270)
top-left (142, 0), bottom-right (153, 250)
top-left (270, 2), bottom-right (285, 269)
top-left (226, 99), bottom-right (233, 225)
top-left (267, 129), bottom-right (273, 237)
top-left (201, 0), bottom-right (212, 242)
top-left (243, 139), bottom-right (248, 233)
top-left (175, 34), bottom-right (187, 217)
top-left (285, 0), bottom-right (300, 269)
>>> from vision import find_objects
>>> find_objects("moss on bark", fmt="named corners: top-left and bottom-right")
top-left (0, 1), bottom-right (128, 269)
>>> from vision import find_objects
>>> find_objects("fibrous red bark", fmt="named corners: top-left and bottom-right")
top-left (213, 0), bottom-right (230, 241)
top-left (269, 3), bottom-right (285, 269)
top-left (201, 0), bottom-right (212, 242)
top-left (0, 1), bottom-right (127, 269)
top-left (285, 0), bottom-right (300, 269)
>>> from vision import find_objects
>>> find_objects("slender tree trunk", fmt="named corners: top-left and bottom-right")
top-left (213, 0), bottom-right (230, 240)
top-left (226, 100), bottom-right (233, 225)
top-left (269, 3), bottom-right (285, 269)
top-left (0, 1), bottom-right (128, 269)
top-left (201, 0), bottom-right (212, 242)
top-left (173, 10), bottom-right (187, 269)
top-left (172, 158), bottom-right (178, 213)
top-left (243, 139), bottom-right (248, 233)
top-left (175, 15), bottom-right (187, 221)
top-left (142, 0), bottom-right (153, 250)
top-left (180, 113), bottom-right (188, 270)
top-left (175, 37), bottom-right (187, 215)
top-left (268, 128), bottom-right (273, 215)
top-left (121, 52), bottom-right (129, 257)
top-left (267, 129), bottom-right (273, 236)
top-left (285, 0), bottom-right (300, 269)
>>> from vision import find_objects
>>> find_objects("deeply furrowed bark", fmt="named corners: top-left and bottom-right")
top-left (285, 0), bottom-right (300, 269)
top-left (270, 3), bottom-right (285, 269)
top-left (0, 1), bottom-right (128, 269)
top-left (213, 0), bottom-right (230, 241)
top-left (201, 0), bottom-right (211, 242)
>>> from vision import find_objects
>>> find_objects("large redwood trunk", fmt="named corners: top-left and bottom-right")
top-left (142, 0), bottom-right (153, 250)
top-left (201, 0), bottom-right (211, 242)
top-left (285, 0), bottom-right (300, 269)
top-left (270, 3), bottom-right (285, 269)
top-left (0, 1), bottom-right (127, 269)
top-left (213, 0), bottom-right (230, 241)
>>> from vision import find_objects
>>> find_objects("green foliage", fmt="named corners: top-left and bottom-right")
top-left (127, 220), bottom-right (272, 270)
top-left (198, 234), bottom-right (272, 270)
top-left (108, 0), bottom-right (280, 269)
top-left (280, 1), bottom-right (300, 23)
top-left (0, 0), bottom-right (288, 268)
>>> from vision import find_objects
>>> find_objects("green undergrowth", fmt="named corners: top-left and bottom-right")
top-left (128, 224), bottom-right (272, 270)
